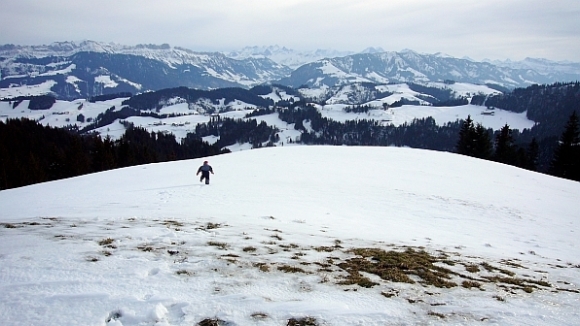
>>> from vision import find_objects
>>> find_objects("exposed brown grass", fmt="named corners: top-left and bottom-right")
top-left (337, 247), bottom-right (456, 288)
top-left (278, 265), bottom-right (307, 274)
top-left (207, 241), bottom-right (229, 250)
top-left (287, 317), bottom-right (318, 326)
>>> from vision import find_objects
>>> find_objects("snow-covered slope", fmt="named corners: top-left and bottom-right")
top-left (1, 146), bottom-right (578, 325)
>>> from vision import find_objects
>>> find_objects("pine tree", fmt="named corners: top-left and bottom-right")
top-left (473, 124), bottom-right (493, 159)
top-left (494, 124), bottom-right (516, 164)
top-left (456, 115), bottom-right (476, 156)
top-left (550, 111), bottom-right (580, 180)
top-left (457, 116), bottom-right (493, 159)
top-left (524, 138), bottom-right (539, 171)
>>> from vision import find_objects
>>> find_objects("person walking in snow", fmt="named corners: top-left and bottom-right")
top-left (196, 161), bottom-right (214, 184)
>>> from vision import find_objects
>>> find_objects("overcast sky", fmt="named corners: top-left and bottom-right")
top-left (1, 0), bottom-right (579, 61)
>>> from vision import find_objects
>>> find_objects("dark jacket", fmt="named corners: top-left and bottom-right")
top-left (197, 163), bottom-right (213, 174)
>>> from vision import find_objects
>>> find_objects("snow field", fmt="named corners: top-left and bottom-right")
top-left (1, 146), bottom-right (579, 325)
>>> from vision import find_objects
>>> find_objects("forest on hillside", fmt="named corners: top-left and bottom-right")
top-left (1, 82), bottom-right (579, 190)
top-left (0, 119), bottom-right (228, 190)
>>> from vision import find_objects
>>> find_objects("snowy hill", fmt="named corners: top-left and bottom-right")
top-left (1, 146), bottom-right (579, 325)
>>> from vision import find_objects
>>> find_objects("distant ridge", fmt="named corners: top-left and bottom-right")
top-left (1, 41), bottom-right (580, 100)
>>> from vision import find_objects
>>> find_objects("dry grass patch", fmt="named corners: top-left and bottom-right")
top-left (207, 241), bottom-right (229, 250)
top-left (277, 265), bottom-right (307, 274)
top-left (481, 262), bottom-right (515, 276)
top-left (137, 245), bottom-right (154, 252)
top-left (292, 252), bottom-right (307, 260)
top-left (242, 246), bottom-right (257, 252)
top-left (205, 222), bottom-right (221, 229)
top-left (196, 222), bottom-right (222, 231)
top-left (428, 311), bottom-right (446, 319)
top-left (176, 269), bottom-right (193, 276)
top-left (381, 289), bottom-right (400, 298)
top-left (462, 280), bottom-right (482, 289)
top-left (337, 271), bottom-right (379, 288)
top-left (287, 317), bottom-right (318, 326)
top-left (280, 243), bottom-right (300, 249)
top-left (465, 264), bottom-right (480, 273)
top-left (98, 238), bottom-right (116, 248)
top-left (501, 259), bottom-right (526, 269)
top-left (250, 312), bottom-right (269, 320)
top-left (338, 247), bottom-right (456, 288)
top-left (197, 317), bottom-right (226, 326)
top-left (253, 262), bottom-right (270, 272)
top-left (482, 275), bottom-right (551, 293)
top-left (313, 246), bottom-right (335, 252)
top-left (271, 234), bottom-right (283, 241)
top-left (163, 220), bottom-right (184, 228)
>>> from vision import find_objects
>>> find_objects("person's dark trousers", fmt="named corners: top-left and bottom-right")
top-left (200, 171), bottom-right (210, 184)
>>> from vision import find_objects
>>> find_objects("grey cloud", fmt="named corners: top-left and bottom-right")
top-left (0, 0), bottom-right (578, 61)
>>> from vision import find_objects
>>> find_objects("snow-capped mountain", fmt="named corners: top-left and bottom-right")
top-left (488, 57), bottom-right (580, 81)
top-left (360, 46), bottom-right (386, 54)
top-left (2, 41), bottom-right (580, 101)
top-left (227, 45), bottom-right (354, 69)
top-left (0, 41), bottom-right (292, 100)
top-left (276, 50), bottom-right (577, 89)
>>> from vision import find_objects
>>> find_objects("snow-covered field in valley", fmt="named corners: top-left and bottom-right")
top-left (1, 146), bottom-right (579, 325)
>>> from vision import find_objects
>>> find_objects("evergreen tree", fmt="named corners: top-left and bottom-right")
top-left (494, 124), bottom-right (516, 164)
top-left (474, 124), bottom-right (493, 160)
top-left (524, 138), bottom-right (539, 171)
top-left (456, 115), bottom-right (476, 156)
top-left (456, 116), bottom-right (494, 160)
top-left (91, 136), bottom-right (116, 172)
top-left (550, 111), bottom-right (580, 180)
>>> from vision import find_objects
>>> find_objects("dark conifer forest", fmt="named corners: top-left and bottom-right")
top-left (0, 119), bottom-right (228, 190)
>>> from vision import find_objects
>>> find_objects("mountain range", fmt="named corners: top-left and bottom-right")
top-left (1, 41), bottom-right (580, 100)
top-left (0, 41), bottom-right (291, 100)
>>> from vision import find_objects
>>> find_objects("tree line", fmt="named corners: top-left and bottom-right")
top-left (0, 119), bottom-right (228, 190)
top-left (456, 112), bottom-right (579, 181)
top-left (259, 101), bottom-right (578, 181)
top-left (2, 82), bottom-right (579, 190)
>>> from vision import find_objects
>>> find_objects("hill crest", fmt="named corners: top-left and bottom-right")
top-left (1, 145), bottom-right (578, 324)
